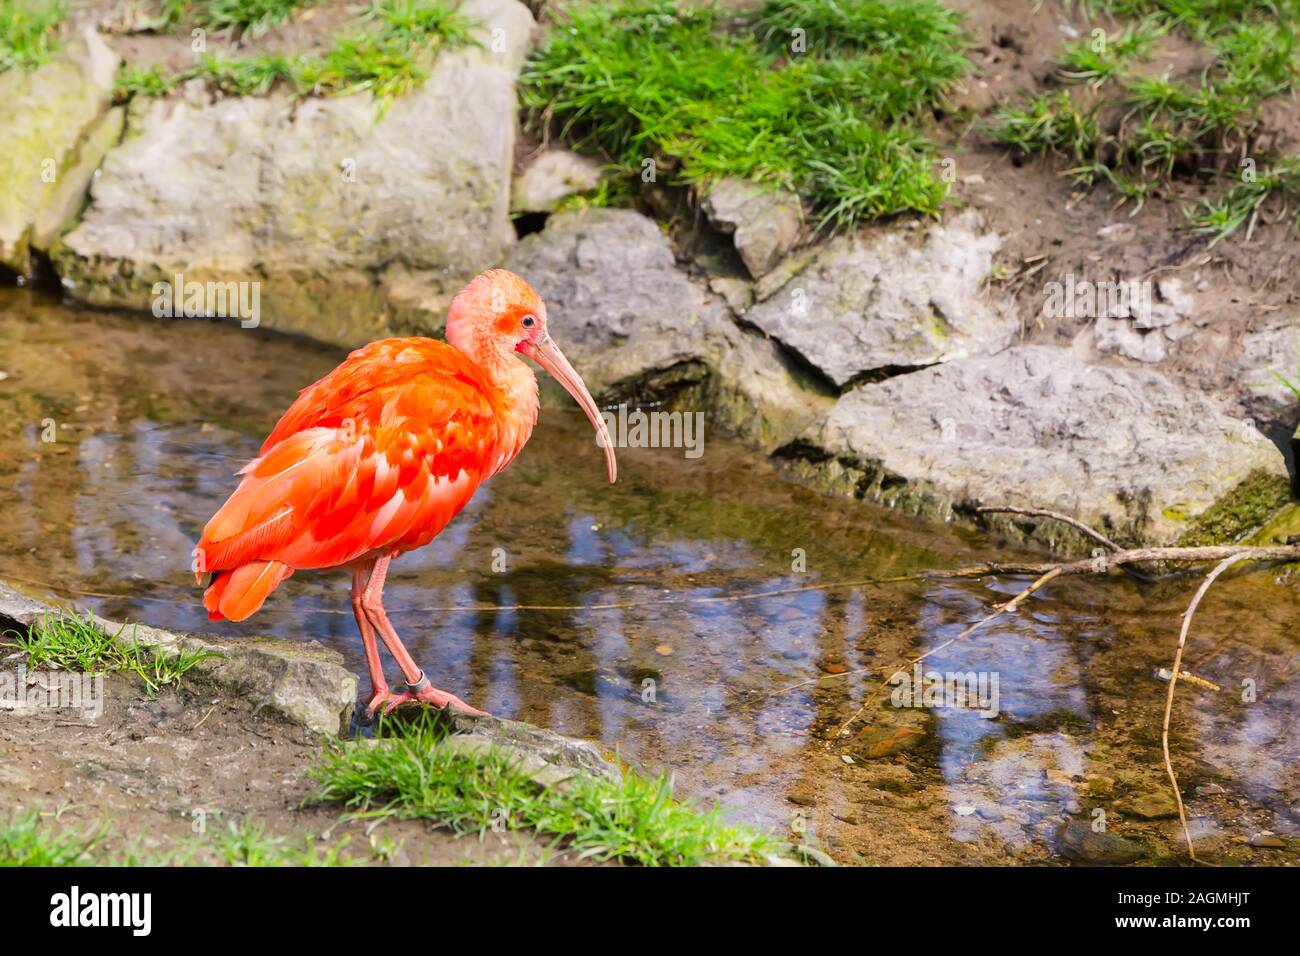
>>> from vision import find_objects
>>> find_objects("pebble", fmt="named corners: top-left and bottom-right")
top-left (654, 643), bottom-right (673, 657)
top-left (1124, 792), bottom-right (1180, 820)
top-left (1249, 832), bottom-right (1287, 849)
top-left (1057, 820), bottom-right (1147, 865)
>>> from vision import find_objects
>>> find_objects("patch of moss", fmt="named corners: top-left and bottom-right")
top-left (1175, 470), bottom-right (1293, 546)
top-left (1246, 502), bottom-right (1300, 544)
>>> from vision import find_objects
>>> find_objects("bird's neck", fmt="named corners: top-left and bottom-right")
top-left (476, 348), bottom-right (540, 477)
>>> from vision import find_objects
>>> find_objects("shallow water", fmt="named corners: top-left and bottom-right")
top-left (2, 287), bottom-right (1296, 864)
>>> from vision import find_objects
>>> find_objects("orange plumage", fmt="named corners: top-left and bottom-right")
top-left (193, 270), bottom-right (616, 717)
top-left (196, 337), bottom-right (510, 619)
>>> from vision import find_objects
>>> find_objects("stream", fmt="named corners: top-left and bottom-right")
top-left (1, 286), bottom-right (1296, 865)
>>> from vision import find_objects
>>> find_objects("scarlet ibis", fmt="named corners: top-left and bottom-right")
top-left (193, 269), bottom-right (617, 717)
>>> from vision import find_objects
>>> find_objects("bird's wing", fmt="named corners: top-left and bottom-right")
top-left (196, 341), bottom-right (502, 574)
top-left (259, 338), bottom-right (491, 453)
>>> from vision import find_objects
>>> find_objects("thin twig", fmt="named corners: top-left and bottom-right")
top-left (923, 544), bottom-right (1300, 580)
top-left (1162, 552), bottom-right (1250, 863)
top-left (828, 567), bottom-right (1064, 738)
top-left (975, 506), bottom-right (1122, 552)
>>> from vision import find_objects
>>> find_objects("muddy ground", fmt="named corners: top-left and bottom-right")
top-left (0, 663), bottom-right (596, 866)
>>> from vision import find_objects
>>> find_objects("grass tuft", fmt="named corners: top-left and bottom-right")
top-left (201, 0), bottom-right (321, 36)
top-left (0, 810), bottom-right (106, 866)
top-left (310, 713), bottom-right (777, 866)
top-left (0, 0), bottom-right (64, 72)
top-left (523, 0), bottom-right (971, 229)
top-left (990, 1), bottom-right (1299, 236)
top-left (114, 0), bottom-right (473, 102)
top-left (1186, 154), bottom-right (1300, 244)
top-left (2, 612), bottom-right (217, 697)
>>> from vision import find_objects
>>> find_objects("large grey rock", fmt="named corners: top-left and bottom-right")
top-left (0, 580), bottom-right (356, 735)
top-left (51, 0), bottom-right (534, 347)
top-left (505, 207), bottom-right (832, 450)
top-left (701, 177), bottom-right (802, 279)
top-left (0, 28), bottom-right (119, 273)
top-left (781, 346), bottom-right (1289, 548)
top-left (744, 210), bottom-right (1016, 388)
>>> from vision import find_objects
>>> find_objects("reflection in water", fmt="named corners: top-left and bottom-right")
top-left (1, 287), bottom-right (1296, 864)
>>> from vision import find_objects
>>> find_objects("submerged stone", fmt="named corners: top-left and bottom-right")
top-left (1057, 820), bottom-right (1148, 865)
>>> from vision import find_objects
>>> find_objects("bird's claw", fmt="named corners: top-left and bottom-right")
top-left (366, 683), bottom-right (489, 718)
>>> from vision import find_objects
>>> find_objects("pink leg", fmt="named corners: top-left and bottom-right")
top-left (360, 555), bottom-right (488, 717)
top-left (351, 563), bottom-right (391, 717)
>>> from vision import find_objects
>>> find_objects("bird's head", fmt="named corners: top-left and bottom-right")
top-left (447, 269), bottom-right (617, 482)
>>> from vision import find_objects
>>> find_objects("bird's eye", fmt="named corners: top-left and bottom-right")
top-left (521, 315), bottom-right (537, 329)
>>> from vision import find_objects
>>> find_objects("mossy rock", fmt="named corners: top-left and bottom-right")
top-left (1176, 471), bottom-right (1293, 546)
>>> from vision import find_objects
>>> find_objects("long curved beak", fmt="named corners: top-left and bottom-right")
top-left (530, 334), bottom-right (617, 483)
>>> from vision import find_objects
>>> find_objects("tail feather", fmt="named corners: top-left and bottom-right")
top-left (203, 560), bottom-right (294, 622)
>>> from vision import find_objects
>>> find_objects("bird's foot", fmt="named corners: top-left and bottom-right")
top-left (379, 673), bottom-right (490, 718)
top-left (363, 684), bottom-right (393, 720)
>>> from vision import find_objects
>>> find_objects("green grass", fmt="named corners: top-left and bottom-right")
top-left (114, 0), bottom-right (474, 101)
top-left (125, 0), bottom-right (319, 35)
top-left (1058, 19), bottom-right (1164, 86)
top-left (0, 0), bottom-right (64, 72)
top-left (990, 1), bottom-right (1299, 235)
top-left (1186, 154), bottom-right (1300, 243)
top-left (2, 612), bottom-right (217, 697)
top-left (310, 713), bottom-right (778, 866)
top-left (1087, 0), bottom-right (1297, 40)
top-left (202, 0), bottom-right (321, 36)
top-left (523, 0), bottom-right (972, 229)
top-left (0, 810), bottom-right (106, 866)
top-left (0, 809), bottom-right (361, 866)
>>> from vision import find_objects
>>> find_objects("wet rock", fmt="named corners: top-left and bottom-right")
top-left (511, 149), bottom-right (603, 213)
top-left (1123, 791), bottom-right (1180, 820)
top-left (780, 345), bottom-right (1289, 549)
top-left (1057, 820), bottom-right (1148, 865)
top-left (0, 28), bottom-right (119, 273)
top-left (701, 177), bottom-right (802, 279)
top-left (852, 725), bottom-right (926, 760)
top-left (1248, 832), bottom-right (1287, 848)
top-left (0, 580), bottom-right (356, 735)
top-left (744, 211), bottom-right (1016, 388)
top-left (52, 0), bottom-right (534, 346)
top-left (504, 207), bottom-right (831, 451)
